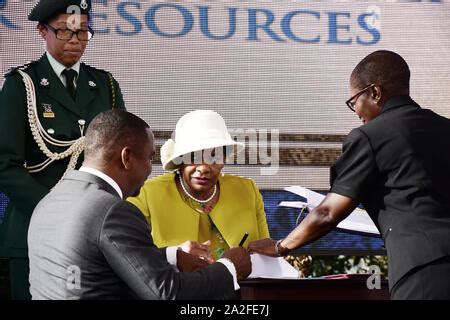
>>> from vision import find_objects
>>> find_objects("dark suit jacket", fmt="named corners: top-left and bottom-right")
top-left (331, 96), bottom-right (450, 290)
top-left (28, 171), bottom-right (235, 300)
top-left (0, 54), bottom-right (125, 257)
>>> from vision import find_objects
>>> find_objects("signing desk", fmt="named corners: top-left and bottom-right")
top-left (239, 276), bottom-right (390, 300)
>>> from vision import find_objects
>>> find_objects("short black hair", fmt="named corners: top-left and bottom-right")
top-left (84, 110), bottom-right (150, 162)
top-left (350, 50), bottom-right (410, 93)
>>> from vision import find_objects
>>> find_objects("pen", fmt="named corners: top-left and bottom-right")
top-left (238, 232), bottom-right (249, 247)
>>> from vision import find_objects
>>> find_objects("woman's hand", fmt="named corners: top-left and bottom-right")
top-left (179, 240), bottom-right (214, 263)
top-left (248, 238), bottom-right (279, 257)
top-left (176, 250), bottom-right (210, 272)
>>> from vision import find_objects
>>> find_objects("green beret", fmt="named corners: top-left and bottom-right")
top-left (28, 0), bottom-right (91, 22)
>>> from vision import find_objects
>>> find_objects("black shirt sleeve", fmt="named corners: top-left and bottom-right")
top-left (330, 128), bottom-right (378, 202)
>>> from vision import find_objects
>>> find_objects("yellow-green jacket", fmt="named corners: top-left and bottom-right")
top-left (128, 172), bottom-right (270, 250)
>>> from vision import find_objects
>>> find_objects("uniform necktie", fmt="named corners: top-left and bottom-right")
top-left (62, 69), bottom-right (77, 100)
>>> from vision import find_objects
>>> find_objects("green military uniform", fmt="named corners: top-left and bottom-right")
top-left (0, 0), bottom-right (126, 299)
top-left (0, 53), bottom-right (125, 298)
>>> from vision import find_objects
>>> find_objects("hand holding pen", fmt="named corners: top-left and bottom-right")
top-left (239, 232), bottom-right (249, 247)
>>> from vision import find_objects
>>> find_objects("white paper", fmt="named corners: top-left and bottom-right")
top-left (281, 186), bottom-right (380, 235)
top-left (248, 253), bottom-right (299, 279)
top-left (278, 201), bottom-right (307, 209)
top-left (337, 207), bottom-right (379, 235)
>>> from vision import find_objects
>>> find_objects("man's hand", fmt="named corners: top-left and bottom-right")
top-left (247, 238), bottom-right (279, 257)
top-left (179, 240), bottom-right (214, 263)
top-left (176, 250), bottom-right (211, 272)
top-left (221, 247), bottom-right (251, 280)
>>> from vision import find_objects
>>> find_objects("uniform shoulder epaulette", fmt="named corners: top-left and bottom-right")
top-left (82, 63), bottom-right (118, 110)
top-left (82, 63), bottom-right (112, 76)
top-left (4, 61), bottom-right (36, 78)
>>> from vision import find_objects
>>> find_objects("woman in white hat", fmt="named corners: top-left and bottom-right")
top-left (128, 110), bottom-right (270, 262)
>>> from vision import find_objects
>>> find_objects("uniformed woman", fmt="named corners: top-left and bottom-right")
top-left (0, 0), bottom-right (125, 299)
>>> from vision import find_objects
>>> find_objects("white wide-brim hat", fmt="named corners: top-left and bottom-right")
top-left (161, 110), bottom-right (245, 171)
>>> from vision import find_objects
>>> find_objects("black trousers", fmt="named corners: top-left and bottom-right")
top-left (391, 255), bottom-right (450, 300)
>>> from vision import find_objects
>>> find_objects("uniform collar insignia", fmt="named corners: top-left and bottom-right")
top-left (40, 78), bottom-right (49, 86)
top-left (88, 81), bottom-right (97, 87)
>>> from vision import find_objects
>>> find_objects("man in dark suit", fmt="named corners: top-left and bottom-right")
top-left (249, 50), bottom-right (450, 299)
top-left (27, 110), bottom-right (251, 299)
top-left (0, 0), bottom-right (124, 299)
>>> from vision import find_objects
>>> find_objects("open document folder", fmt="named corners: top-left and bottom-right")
top-left (249, 254), bottom-right (299, 279)
top-left (280, 186), bottom-right (380, 236)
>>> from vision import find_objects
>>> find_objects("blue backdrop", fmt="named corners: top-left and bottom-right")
top-left (0, 192), bottom-right (8, 223)
top-left (260, 190), bottom-right (385, 255)
top-left (0, 190), bottom-right (385, 255)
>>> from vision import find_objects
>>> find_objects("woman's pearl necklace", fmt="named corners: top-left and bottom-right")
top-left (178, 174), bottom-right (217, 204)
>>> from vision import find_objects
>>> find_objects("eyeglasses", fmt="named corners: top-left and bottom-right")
top-left (345, 84), bottom-right (375, 112)
top-left (45, 24), bottom-right (94, 41)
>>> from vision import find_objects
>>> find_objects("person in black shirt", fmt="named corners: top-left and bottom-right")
top-left (248, 50), bottom-right (450, 300)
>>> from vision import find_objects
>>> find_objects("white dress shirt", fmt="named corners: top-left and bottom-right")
top-left (46, 51), bottom-right (80, 88)
top-left (79, 166), bottom-right (122, 198)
